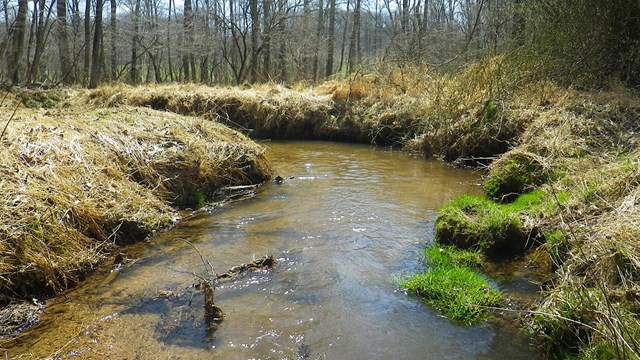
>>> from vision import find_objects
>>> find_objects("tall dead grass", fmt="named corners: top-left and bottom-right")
top-left (482, 89), bottom-right (640, 358)
top-left (0, 99), bottom-right (270, 301)
top-left (81, 59), bottom-right (529, 160)
top-left (317, 57), bottom-right (528, 162)
top-left (84, 83), bottom-right (337, 141)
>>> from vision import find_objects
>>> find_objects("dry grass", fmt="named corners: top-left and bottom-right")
top-left (482, 88), bottom-right (640, 358)
top-left (315, 57), bottom-right (530, 161)
top-left (0, 95), bottom-right (271, 302)
top-left (2, 63), bottom-right (638, 358)
top-left (83, 83), bottom-right (336, 141)
top-left (81, 59), bottom-right (528, 157)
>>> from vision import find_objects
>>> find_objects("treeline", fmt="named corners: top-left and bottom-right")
top-left (1, 0), bottom-right (521, 87)
top-left (1, 0), bottom-right (639, 88)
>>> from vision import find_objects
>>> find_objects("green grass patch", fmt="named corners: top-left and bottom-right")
top-left (435, 190), bottom-right (549, 258)
top-left (503, 188), bottom-right (546, 210)
top-left (435, 195), bottom-right (524, 257)
top-left (484, 153), bottom-right (550, 202)
top-left (425, 244), bottom-right (484, 268)
top-left (401, 245), bottom-right (502, 324)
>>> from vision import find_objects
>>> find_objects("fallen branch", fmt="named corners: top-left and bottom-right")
top-left (216, 255), bottom-right (276, 281)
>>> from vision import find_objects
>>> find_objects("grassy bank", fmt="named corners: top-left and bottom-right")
top-left (77, 60), bottom-right (526, 166)
top-left (428, 88), bottom-right (640, 358)
top-left (2, 61), bottom-right (639, 358)
top-left (0, 94), bottom-right (271, 321)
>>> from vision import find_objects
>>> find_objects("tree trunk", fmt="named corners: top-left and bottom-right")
top-left (347, 0), bottom-right (360, 73)
top-left (311, 0), bottom-right (324, 82)
top-left (325, 0), bottom-right (335, 77)
top-left (401, 0), bottom-right (409, 33)
top-left (89, 0), bottom-right (103, 88)
top-left (57, 0), bottom-right (74, 83)
top-left (83, 0), bottom-right (91, 83)
top-left (512, 0), bottom-right (525, 46)
top-left (420, 0), bottom-right (429, 57)
top-left (249, 0), bottom-right (259, 82)
top-left (27, 0), bottom-right (49, 84)
top-left (277, 0), bottom-right (286, 82)
top-left (262, 0), bottom-right (271, 80)
top-left (183, 0), bottom-right (193, 81)
top-left (8, 0), bottom-right (28, 84)
top-left (338, 0), bottom-right (349, 72)
top-left (2, 0), bottom-right (9, 33)
top-left (70, 0), bottom-right (80, 80)
top-left (109, 0), bottom-right (116, 80)
top-left (130, 0), bottom-right (140, 83)
top-left (167, 0), bottom-right (174, 81)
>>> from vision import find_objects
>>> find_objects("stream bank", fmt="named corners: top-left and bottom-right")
top-left (3, 76), bottom-right (640, 359)
top-left (3, 141), bottom-right (539, 359)
top-left (0, 97), bottom-right (271, 337)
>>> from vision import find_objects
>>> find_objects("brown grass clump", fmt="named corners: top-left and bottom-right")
top-left (315, 57), bottom-right (531, 156)
top-left (0, 97), bottom-right (271, 302)
top-left (84, 83), bottom-right (337, 141)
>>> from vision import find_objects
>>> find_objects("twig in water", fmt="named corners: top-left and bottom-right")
top-left (172, 238), bottom-right (223, 323)
top-left (469, 302), bottom-right (609, 339)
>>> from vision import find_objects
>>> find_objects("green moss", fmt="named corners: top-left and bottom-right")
top-left (481, 99), bottom-right (499, 122)
top-left (544, 229), bottom-right (564, 244)
top-left (194, 189), bottom-right (206, 208)
top-left (401, 245), bottom-right (502, 324)
top-left (484, 155), bottom-right (549, 202)
top-left (555, 191), bottom-right (571, 204)
top-left (435, 190), bottom-right (559, 258)
top-left (435, 195), bottom-right (527, 258)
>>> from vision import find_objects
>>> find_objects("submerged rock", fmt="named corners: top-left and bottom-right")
top-left (0, 300), bottom-right (43, 338)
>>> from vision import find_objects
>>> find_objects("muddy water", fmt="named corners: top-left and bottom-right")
top-left (7, 141), bottom-right (539, 359)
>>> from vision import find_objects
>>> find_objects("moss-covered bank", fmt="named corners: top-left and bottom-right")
top-left (0, 95), bottom-right (271, 317)
top-left (429, 89), bottom-right (640, 359)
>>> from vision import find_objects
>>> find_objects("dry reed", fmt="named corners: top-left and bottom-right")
top-left (0, 96), bottom-right (271, 302)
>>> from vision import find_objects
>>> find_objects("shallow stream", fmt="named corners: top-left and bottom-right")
top-left (7, 141), bottom-right (539, 359)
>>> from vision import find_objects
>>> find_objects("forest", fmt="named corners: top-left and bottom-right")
top-left (0, 0), bottom-right (527, 86)
top-left (1, 0), bottom-right (640, 359)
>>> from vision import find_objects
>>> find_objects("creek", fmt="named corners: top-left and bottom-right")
top-left (7, 141), bottom-right (539, 359)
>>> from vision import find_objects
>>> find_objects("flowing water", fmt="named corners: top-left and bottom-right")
top-left (7, 141), bottom-right (539, 359)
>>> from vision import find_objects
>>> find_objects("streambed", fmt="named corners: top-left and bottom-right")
top-left (6, 141), bottom-right (539, 359)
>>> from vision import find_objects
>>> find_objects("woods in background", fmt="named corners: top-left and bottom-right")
top-left (1, 0), bottom-right (638, 87)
